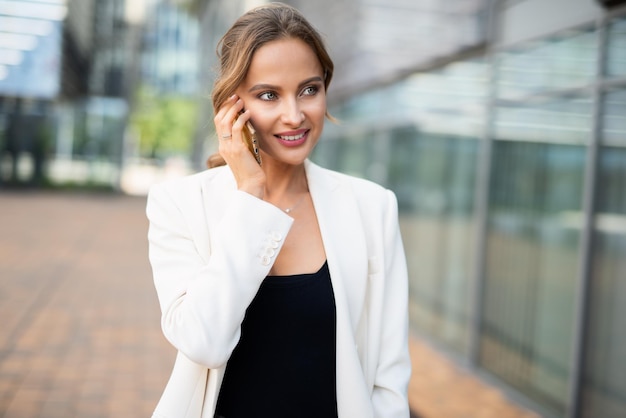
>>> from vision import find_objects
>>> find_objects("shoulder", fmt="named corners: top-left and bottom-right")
top-left (149, 166), bottom-right (230, 198)
top-left (146, 166), bottom-right (234, 222)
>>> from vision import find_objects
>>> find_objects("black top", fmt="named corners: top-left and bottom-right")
top-left (214, 261), bottom-right (338, 418)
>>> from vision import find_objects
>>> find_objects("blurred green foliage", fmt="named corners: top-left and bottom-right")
top-left (130, 85), bottom-right (198, 159)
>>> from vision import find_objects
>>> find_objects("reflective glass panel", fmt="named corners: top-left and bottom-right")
top-left (581, 89), bottom-right (626, 418)
top-left (497, 28), bottom-right (597, 100)
top-left (493, 98), bottom-right (593, 145)
top-left (399, 132), bottom-right (479, 354)
top-left (607, 16), bottom-right (626, 77)
top-left (481, 96), bottom-right (592, 414)
top-left (602, 88), bottom-right (626, 147)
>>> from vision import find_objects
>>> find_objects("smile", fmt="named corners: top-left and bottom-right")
top-left (274, 129), bottom-right (309, 147)
top-left (277, 132), bottom-right (306, 141)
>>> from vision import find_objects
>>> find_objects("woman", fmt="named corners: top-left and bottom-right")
top-left (146, 3), bottom-right (411, 418)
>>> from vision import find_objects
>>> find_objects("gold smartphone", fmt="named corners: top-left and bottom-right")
top-left (240, 115), bottom-right (262, 165)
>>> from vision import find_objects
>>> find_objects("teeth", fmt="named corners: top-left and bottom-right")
top-left (279, 132), bottom-right (305, 141)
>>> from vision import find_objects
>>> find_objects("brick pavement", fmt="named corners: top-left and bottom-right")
top-left (0, 192), bottom-right (175, 417)
top-left (0, 192), bottom-right (540, 417)
top-left (407, 336), bottom-right (540, 418)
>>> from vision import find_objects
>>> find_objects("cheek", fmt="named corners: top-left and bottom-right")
top-left (247, 107), bottom-right (274, 131)
top-left (305, 100), bottom-right (327, 122)
top-left (248, 111), bottom-right (279, 149)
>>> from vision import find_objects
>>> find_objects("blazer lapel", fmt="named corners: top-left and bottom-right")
top-left (305, 160), bottom-right (369, 331)
top-left (306, 160), bottom-right (372, 417)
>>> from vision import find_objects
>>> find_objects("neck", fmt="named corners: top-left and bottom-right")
top-left (262, 161), bottom-right (308, 202)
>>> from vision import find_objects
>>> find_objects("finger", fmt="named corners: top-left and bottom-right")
top-left (214, 95), bottom-right (240, 139)
top-left (232, 109), bottom-right (251, 134)
top-left (224, 108), bottom-right (251, 151)
top-left (222, 110), bottom-right (251, 155)
top-left (219, 110), bottom-right (254, 160)
top-left (219, 99), bottom-right (245, 139)
top-left (214, 94), bottom-right (237, 121)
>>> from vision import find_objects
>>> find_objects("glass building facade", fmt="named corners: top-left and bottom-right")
top-left (311, 5), bottom-right (626, 418)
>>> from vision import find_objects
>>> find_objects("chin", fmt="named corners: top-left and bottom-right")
top-left (259, 142), bottom-right (317, 166)
top-left (261, 150), bottom-right (311, 167)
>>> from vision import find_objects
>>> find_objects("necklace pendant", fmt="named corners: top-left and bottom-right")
top-left (281, 194), bottom-right (305, 214)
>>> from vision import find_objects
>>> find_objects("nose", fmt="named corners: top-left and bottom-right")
top-left (281, 99), bottom-right (305, 126)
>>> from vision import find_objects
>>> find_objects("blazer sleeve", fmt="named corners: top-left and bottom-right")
top-left (146, 181), bottom-right (293, 368)
top-left (372, 189), bottom-right (412, 418)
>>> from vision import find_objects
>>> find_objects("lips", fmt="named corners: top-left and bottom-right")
top-left (278, 132), bottom-right (306, 141)
top-left (275, 129), bottom-right (309, 147)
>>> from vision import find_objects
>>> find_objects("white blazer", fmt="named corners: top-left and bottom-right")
top-left (146, 160), bottom-right (411, 418)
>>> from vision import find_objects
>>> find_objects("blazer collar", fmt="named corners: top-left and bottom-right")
top-left (305, 160), bottom-right (368, 331)
top-left (305, 160), bottom-right (372, 416)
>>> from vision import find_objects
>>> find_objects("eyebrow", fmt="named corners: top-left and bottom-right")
top-left (248, 76), bottom-right (324, 93)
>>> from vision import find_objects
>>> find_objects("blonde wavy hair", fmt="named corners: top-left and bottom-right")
top-left (206, 2), bottom-right (335, 168)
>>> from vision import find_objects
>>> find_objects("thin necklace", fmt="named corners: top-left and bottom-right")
top-left (283, 195), bottom-right (306, 214)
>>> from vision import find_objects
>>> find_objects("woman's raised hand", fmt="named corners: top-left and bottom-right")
top-left (214, 95), bottom-right (266, 199)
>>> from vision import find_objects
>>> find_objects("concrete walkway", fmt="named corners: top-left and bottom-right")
top-left (0, 192), bottom-right (540, 417)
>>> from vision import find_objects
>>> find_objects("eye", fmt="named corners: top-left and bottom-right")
top-left (258, 91), bottom-right (277, 101)
top-left (301, 85), bottom-right (319, 96)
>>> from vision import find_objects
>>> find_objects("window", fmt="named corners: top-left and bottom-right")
top-left (581, 88), bottom-right (626, 418)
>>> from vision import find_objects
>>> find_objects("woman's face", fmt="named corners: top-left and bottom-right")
top-left (235, 37), bottom-right (327, 167)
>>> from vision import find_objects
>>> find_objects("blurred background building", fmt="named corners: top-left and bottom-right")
top-left (0, 0), bottom-right (198, 190)
top-left (0, 0), bottom-right (143, 187)
top-left (0, 0), bottom-right (625, 417)
top-left (141, 0), bottom-right (199, 96)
